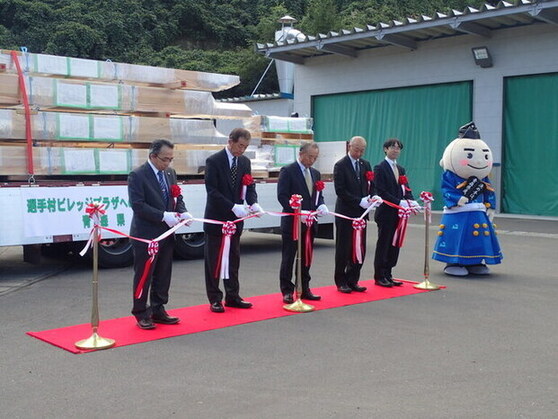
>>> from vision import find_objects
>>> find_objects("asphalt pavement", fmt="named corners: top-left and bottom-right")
top-left (1, 213), bottom-right (557, 418)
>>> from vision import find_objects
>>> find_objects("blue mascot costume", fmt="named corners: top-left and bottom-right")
top-left (432, 122), bottom-right (503, 276)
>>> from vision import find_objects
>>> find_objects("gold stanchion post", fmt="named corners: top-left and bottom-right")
top-left (414, 196), bottom-right (441, 291)
top-left (76, 210), bottom-right (116, 350)
top-left (284, 205), bottom-right (315, 312)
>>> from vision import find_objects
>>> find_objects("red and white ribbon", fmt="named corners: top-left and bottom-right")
top-left (352, 219), bottom-right (367, 263)
top-left (392, 207), bottom-right (411, 248)
top-left (289, 194), bottom-right (303, 241)
top-left (215, 221), bottom-right (237, 280)
top-left (304, 214), bottom-right (316, 267)
top-left (134, 241), bottom-right (159, 299)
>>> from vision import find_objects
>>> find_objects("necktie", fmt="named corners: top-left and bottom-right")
top-left (158, 170), bottom-right (169, 203)
top-left (355, 160), bottom-right (360, 180)
top-left (231, 156), bottom-right (237, 186)
top-left (392, 162), bottom-right (399, 181)
top-left (304, 167), bottom-right (313, 194)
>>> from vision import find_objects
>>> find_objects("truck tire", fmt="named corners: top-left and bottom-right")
top-left (174, 233), bottom-right (205, 260)
top-left (80, 238), bottom-right (134, 268)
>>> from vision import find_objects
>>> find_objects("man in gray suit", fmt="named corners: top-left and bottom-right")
top-left (128, 139), bottom-right (192, 330)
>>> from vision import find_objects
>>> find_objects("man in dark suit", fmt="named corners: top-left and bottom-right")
top-left (277, 142), bottom-right (329, 303)
top-left (333, 136), bottom-right (375, 293)
top-left (128, 139), bottom-right (192, 330)
top-left (203, 128), bottom-right (261, 313)
top-left (373, 138), bottom-right (419, 287)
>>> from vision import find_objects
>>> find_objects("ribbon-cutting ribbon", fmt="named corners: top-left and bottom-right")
top-left (289, 194), bottom-right (303, 241)
top-left (304, 214), bottom-right (316, 267)
top-left (134, 241), bottom-right (159, 299)
top-left (420, 191), bottom-right (434, 223)
top-left (392, 207), bottom-right (412, 248)
top-left (352, 219), bottom-right (367, 264)
top-left (214, 221), bottom-right (237, 280)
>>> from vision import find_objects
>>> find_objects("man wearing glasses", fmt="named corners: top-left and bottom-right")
top-left (128, 139), bottom-right (193, 329)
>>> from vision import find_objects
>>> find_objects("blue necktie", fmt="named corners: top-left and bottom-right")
top-left (158, 170), bottom-right (169, 203)
top-left (355, 160), bottom-right (360, 180)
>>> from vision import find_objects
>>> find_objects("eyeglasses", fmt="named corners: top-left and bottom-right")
top-left (156, 155), bottom-right (174, 163)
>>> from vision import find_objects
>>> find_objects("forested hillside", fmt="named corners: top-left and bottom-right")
top-left (0, 0), bottom-right (489, 97)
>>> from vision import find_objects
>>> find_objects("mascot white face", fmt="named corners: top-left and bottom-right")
top-left (440, 137), bottom-right (493, 179)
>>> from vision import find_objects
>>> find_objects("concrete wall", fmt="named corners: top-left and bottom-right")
top-left (292, 23), bottom-right (558, 166)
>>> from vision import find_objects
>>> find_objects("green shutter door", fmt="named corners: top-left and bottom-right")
top-left (312, 82), bottom-right (472, 209)
top-left (503, 73), bottom-right (558, 216)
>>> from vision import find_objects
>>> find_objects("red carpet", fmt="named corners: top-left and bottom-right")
top-left (27, 279), bottom-right (442, 354)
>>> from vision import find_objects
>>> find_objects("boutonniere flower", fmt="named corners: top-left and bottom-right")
top-left (314, 180), bottom-right (325, 206)
top-left (365, 171), bottom-right (374, 181)
top-left (398, 175), bottom-right (411, 192)
top-left (241, 174), bottom-right (254, 200)
top-left (171, 184), bottom-right (182, 209)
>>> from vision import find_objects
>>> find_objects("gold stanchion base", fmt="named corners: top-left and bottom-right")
top-left (414, 279), bottom-right (441, 290)
top-left (283, 298), bottom-right (315, 312)
top-left (75, 332), bottom-right (116, 350)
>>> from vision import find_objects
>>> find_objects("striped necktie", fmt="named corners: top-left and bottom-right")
top-left (158, 170), bottom-right (169, 203)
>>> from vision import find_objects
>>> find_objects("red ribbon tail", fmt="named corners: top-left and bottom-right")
top-left (352, 229), bottom-right (358, 263)
top-left (304, 227), bottom-right (313, 267)
top-left (214, 236), bottom-right (226, 279)
top-left (134, 256), bottom-right (154, 299)
top-left (292, 215), bottom-right (299, 241)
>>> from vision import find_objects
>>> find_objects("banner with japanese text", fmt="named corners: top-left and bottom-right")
top-left (21, 186), bottom-right (132, 237)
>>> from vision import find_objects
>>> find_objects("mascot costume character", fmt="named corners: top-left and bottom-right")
top-left (432, 122), bottom-right (503, 276)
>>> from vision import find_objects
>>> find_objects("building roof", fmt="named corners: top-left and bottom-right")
top-left (256, 0), bottom-right (558, 64)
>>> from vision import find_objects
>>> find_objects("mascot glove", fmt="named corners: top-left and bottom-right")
top-left (457, 196), bottom-right (469, 207)
top-left (316, 204), bottom-right (330, 217)
top-left (179, 212), bottom-right (194, 226)
top-left (487, 208), bottom-right (495, 222)
top-left (249, 203), bottom-right (264, 217)
top-left (163, 211), bottom-right (179, 228)
top-left (370, 195), bottom-right (383, 207)
top-left (232, 204), bottom-right (249, 218)
top-left (359, 196), bottom-right (372, 209)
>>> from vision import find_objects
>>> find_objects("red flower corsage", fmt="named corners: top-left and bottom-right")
top-left (242, 174), bottom-right (254, 186)
top-left (170, 184), bottom-right (182, 198)
top-left (314, 180), bottom-right (325, 191)
top-left (398, 175), bottom-right (408, 185)
top-left (365, 171), bottom-right (374, 181)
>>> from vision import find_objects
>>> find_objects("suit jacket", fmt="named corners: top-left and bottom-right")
top-left (334, 155), bottom-right (373, 219)
top-left (373, 159), bottom-right (414, 222)
top-left (128, 162), bottom-right (186, 240)
top-left (277, 161), bottom-right (325, 234)
top-left (203, 148), bottom-right (257, 236)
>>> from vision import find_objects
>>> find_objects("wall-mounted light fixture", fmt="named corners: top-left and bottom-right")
top-left (472, 46), bottom-right (493, 68)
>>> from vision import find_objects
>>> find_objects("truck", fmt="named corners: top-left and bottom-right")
top-left (0, 50), bottom-right (338, 267)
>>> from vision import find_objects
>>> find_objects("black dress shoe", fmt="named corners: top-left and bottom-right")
top-left (210, 301), bottom-right (225, 313)
top-left (152, 310), bottom-right (180, 325)
top-left (337, 285), bottom-right (352, 293)
top-left (350, 284), bottom-right (367, 292)
top-left (137, 318), bottom-right (156, 330)
top-left (283, 294), bottom-right (294, 304)
top-left (386, 276), bottom-right (403, 286)
top-left (374, 278), bottom-right (393, 287)
top-left (225, 299), bottom-right (253, 309)
top-left (301, 291), bottom-right (321, 300)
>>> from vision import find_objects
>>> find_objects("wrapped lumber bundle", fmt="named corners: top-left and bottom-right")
top-left (0, 50), bottom-right (240, 92)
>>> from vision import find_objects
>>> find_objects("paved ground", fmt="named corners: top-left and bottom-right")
top-left (1, 214), bottom-right (557, 418)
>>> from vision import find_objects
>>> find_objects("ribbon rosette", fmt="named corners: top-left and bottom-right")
top-left (420, 191), bottom-right (434, 222)
top-left (352, 219), bottom-right (367, 264)
top-left (398, 174), bottom-right (412, 194)
top-left (215, 221), bottom-right (237, 280)
top-left (314, 180), bottom-right (325, 206)
top-left (392, 207), bottom-right (412, 248)
top-left (79, 202), bottom-right (107, 256)
top-left (289, 194), bottom-right (303, 240)
top-left (134, 241), bottom-right (159, 299)
top-left (170, 184), bottom-right (181, 210)
top-left (240, 174), bottom-right (254, 200)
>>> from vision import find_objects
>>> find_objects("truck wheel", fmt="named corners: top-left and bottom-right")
top-left (81, 238), bottom-right (134, 268)
top-left (174, 233), bottom-right (205, 260)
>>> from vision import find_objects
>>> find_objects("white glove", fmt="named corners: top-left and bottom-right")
top-left (316, 204), bottom-right (329, 216)
top-left (409, 200), bottom-right (422, 214)
top-left (487, 208), bottom-right (495, 222)
top-left (399, 200), bottom-right (410, 208)
top-left (457, 196), bottom-right (469, 207)
top-left (299, 210), bottom-right (311, 224)
top-left (359, 196), bottom-right (372, 209)
top-left (369, 195), bottom-right (383, 207)
top-left (179, 212), bottom-right (194, 226)
top-left (232, 204), bottom-right (249, 218)
top-left (249, 203), bottom-right (264, 217)
top-left (162, 211), bottom-right (179, 227)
